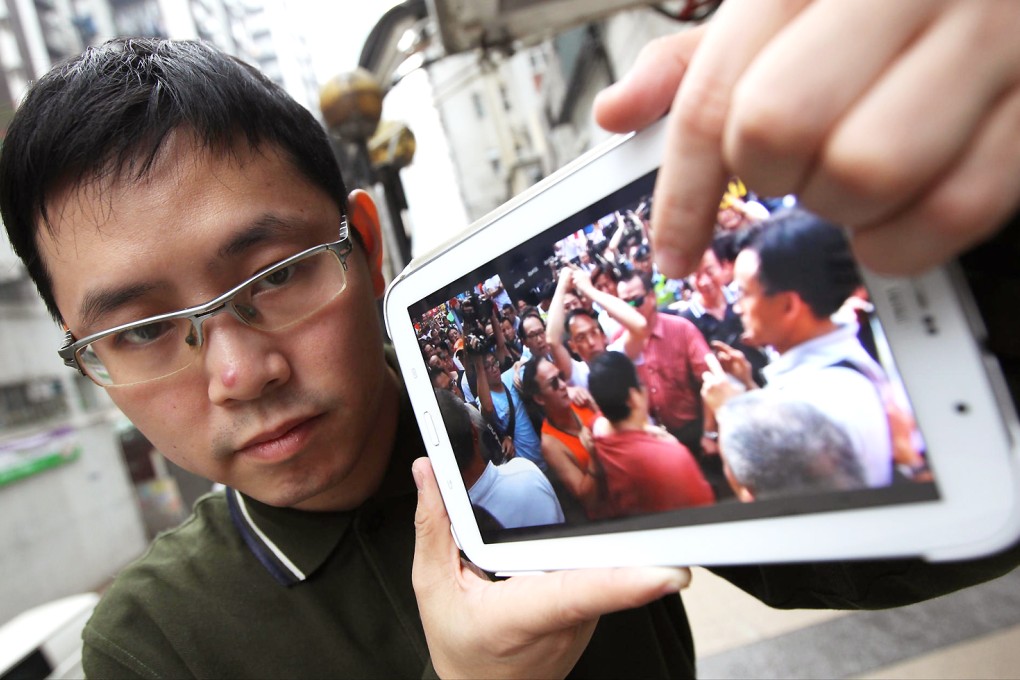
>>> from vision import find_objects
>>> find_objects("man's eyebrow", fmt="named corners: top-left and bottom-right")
top-left (78, 282), bottom-right (161, 334)
top-left (217, 213), bottom-right (300, 260)
top-left (76, 215), bottom-right (306, 334)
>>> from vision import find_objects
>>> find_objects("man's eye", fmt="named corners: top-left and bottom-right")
top-left (255, 264), bottom-right (297, 291)
top-left (115, 321), bottom-right (173, 347)
top-left (264, 266), bottom-right (294, 286)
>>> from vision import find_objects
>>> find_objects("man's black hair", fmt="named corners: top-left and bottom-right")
top-left (519, 306), bottom-right (545, 327)
top-left (434, 389), bottom-right (476, 471)
top-left (746, 209), bottom-right (860, 319)
top-left (563, 308), bottom-right (602, 342)
top-left (616, 268), bottom-right (653, 295)
top-left (427, 367), bottom-right (447, 387)
top-left (588, 351), bottom-right (640, 423)
top-left (590, 262), bottom-right (619, 287)
top-left (0, 38), bottom-right (348, 322)
top-left (710, 231), bottom-right (739, 264)
top-left (519, 355), bottom-right (544, 406)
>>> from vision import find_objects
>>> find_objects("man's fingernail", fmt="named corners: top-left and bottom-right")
top-left (411, 460), bottom-right (426, 493)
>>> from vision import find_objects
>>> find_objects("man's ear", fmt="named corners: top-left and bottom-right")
top-left (626, 386), bottom-right (643, 412)
top-left (347, 189), bottom-right (386, 298)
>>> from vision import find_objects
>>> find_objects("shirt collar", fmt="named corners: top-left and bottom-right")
top-left (228, 346), bottom-right (425, 587)
top-left (762, 322), bottom-right (875, 383)
top-left (649, 312), bottom-right (666, 339)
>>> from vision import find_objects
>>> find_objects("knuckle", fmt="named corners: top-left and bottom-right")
top-left (639, 34), bottom-right (681, 63)
top-left (728, 83), bottom-right (803, 158)
top-left (413, 503), bottom-right (434, 538)
top-left (919, 179), bottom-right (1003, 240)
top-left (675, 74), bottom-right (731, 142)
top-left (726, 104), bottom-right (817, 194)
top-left (820, 143), bottom-right (914, 205)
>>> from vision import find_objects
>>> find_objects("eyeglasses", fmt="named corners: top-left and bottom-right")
top-left (483, 357), bottom-right (500, 369)
top-left (624, 294), bottom-right (646, 308)
top-left (543, 372), bottom-right (568, 391)
top-left (59, 226), bottom-right (354, 387)
top-left (524, 329), bottom-right (546, 341)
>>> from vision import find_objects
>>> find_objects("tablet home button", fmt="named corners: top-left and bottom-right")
top-left (422, 411), bottom-right (441, 446)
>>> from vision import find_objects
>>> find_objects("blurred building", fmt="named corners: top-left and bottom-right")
top-left (360, 1), bottom-right (698, 230)
top-left (0, 0), bottom-right (320, 136)
top-left (433, 8), bottom-right (689, 223)
top-left (0, 0), bottom-right (321, 625)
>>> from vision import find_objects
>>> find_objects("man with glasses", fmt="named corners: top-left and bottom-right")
top-left (545, 267), bottom-right (648, 390)
top-left (0, 38), bottom-right (691, 679)
top-left (616, 270), bottom-right (712, 457)
top-left (7, 32), bottom-right (1017, 680)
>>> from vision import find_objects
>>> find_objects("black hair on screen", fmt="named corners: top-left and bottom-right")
top-left (588, 351), bottom-right (640, 423)
top-left (746, 209), bottom-right (860, 319)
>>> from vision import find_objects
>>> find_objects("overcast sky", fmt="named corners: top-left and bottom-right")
top-left (282, 0), bottom-right (470, 257)
top-left (285, 0), bottom-right (405, 85)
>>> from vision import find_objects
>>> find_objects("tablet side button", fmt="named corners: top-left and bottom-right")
top-left (422, 410), bottom-right (441, 446)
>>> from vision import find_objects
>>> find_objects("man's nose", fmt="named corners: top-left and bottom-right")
top-left (201, 315), bottom-right (291, 404)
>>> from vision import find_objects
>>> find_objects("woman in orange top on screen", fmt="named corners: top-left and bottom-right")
top-left (522, 356), bottom-right (605, 522)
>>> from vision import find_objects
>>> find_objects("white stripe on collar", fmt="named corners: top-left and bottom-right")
top-left (233, 488), bottom-right (306, 582)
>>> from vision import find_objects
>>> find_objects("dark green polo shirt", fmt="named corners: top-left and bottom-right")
top-left (80, 367), bottom-right (698, 679)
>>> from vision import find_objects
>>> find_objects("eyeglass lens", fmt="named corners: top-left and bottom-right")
top-left (77, 247), bottom-right (346, 386)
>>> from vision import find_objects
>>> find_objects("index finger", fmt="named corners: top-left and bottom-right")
top-left (704, 351), bottom-right (726, 378)
top-left (652, 0), bottom-right (811, 277)
top-left (593, 27), bottom-right (707, 133)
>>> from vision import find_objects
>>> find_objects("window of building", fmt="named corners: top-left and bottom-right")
top-left (0, 271), bottom-right (36, 305)
top-left (0, 378), bottom-right (69, 429)
top-left (471, 91), bottom-right (485, 119)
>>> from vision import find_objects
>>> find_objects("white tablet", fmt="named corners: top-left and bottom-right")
top-left (384, 117), bottom-right (1020, 573)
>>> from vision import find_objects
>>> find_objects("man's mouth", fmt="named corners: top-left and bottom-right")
top-left (235, 414), bottom-right (322, 463)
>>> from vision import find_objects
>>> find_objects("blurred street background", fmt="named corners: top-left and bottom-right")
top-left (0, 1), bottom-right (1016, 677)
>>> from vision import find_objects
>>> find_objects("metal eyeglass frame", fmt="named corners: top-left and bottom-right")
top-left (58, 221), bottom-right (353, 383)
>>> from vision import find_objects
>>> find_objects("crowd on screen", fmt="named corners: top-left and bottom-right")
top-left (414, 183), bottom-right (932, 531)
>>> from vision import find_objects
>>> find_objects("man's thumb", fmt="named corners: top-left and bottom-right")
top-left (411, 457), bottom-right (458, 593)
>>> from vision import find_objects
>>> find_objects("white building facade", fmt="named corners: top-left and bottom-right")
top-left (424, 8), bottom-right (686, 225)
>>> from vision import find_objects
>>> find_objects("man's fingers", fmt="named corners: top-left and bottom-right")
top-left (724, 0), bottom-right (937, 198)
top-left (652, 0), bottom-right (809, 277)
top-left (799, 1), bottom-right (1020, 229)
top-left (704, 352), bottom-right (726, 378)
top-left (850, 82), bottom-right (1020, 275)
top-left (593, 27), bottom-right (707, 133)
top-left (495, 566), bottom-right (690, 636)
top-left (411, 457), bottom-right (461, 596)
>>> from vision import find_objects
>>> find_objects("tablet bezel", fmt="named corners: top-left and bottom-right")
top-left (384, 118), bottom-right (1020, 572)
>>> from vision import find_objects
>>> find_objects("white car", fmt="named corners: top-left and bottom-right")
top-left (0, 593), bottom-right (99, 679)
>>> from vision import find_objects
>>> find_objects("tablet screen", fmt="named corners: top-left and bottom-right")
top-left (406, 170), bottom-right (939, 543)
